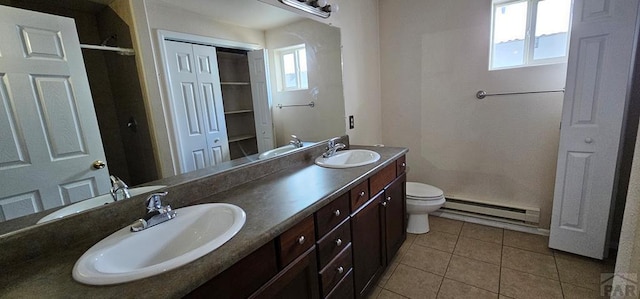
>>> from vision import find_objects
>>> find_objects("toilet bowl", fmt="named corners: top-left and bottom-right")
top-left (406, 182), bottom-right (445, 234)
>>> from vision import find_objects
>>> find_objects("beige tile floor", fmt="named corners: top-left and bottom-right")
top-left (368, 216), bottom-right (616, 299)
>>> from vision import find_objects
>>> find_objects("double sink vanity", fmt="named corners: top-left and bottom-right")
top-left (0, 137), bottom-right (407, 298)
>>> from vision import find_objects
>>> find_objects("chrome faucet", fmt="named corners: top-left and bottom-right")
top-left (130, 192), bottom-right (176, 232)
top-left (323, 137), bottom-right (346, 158)
top-left (110, 175), bottom-right (130, 201)
top-left (289, 135), bottom-right (303, 148)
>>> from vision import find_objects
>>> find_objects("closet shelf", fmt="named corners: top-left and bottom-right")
top-left (228, 134), bottom-right (256, 143)
top-left (224, 109), bottom-right (254, 115)
top-left (221, 82), bottom-right (250, 86)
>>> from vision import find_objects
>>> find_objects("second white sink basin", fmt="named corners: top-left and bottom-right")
top-left (258, 144), bottom-right (299, 159)
top-left (258, 142), bottom-right (314, 159)
top-left (315, 149), bottom-right (381, 168)
top-left (73, 203), bottom-right (246, 285)
top-left (37, 185), bottom-right (166, 224)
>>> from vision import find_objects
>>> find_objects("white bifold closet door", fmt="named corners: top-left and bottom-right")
top-left (549, 0), bottom-right (639, 259)
top-left (0, 6), bottom-right (111, 221)
top-left (248, 49), bottom-right (275, 153)
top-left (163, 40), bottom-right (230, 173)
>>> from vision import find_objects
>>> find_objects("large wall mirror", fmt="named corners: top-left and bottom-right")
top-left (0, 0), bottom-right (345, 234)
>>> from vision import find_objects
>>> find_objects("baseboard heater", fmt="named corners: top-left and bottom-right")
top-left (441, 197), bottom-right (540, 225)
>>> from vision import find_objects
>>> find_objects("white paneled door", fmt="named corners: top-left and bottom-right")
top-left (0, 6), bottom-right (110, 221)
top-left (163, 40), bottom-right (230, 173)
top-left (248, 49), bottom-right (275, 153)
top-left (549, 0), bottom-right (639, 259)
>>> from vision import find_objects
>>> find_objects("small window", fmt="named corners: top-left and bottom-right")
top-left (490, 0), bottom-right (572, 70)
top-left (275, 44), bottom-right (308, 91)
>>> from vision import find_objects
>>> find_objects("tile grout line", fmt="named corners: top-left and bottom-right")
top-left (448, 222), bottom-right (503, 295)
top-left (378, 233), bottom-right (419, 297)
top-left (500, 264), bottom-right (563, 282)
top-left (553, 251), bottom-right (566, 298)
top-left (502, 243), bottom-right (554, 257)
top-left (410, 239), bottom-right (455, 255)
top-left (438, 222), bottom-right (463, 296)
top-left (379, 287), bottom-right (409, 298)
top-left (499, 229), bottom-right (504, 297)
top-left (441, 276), bottom-right (501, 295)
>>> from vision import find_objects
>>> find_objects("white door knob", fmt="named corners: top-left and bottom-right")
top-left (585, 137), bottom-right (593, 144)
top-left (214, 138), bottom-right (220, 143)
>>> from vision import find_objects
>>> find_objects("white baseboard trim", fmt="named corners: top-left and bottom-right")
top-left (432, 210), bottom-right (550, 236)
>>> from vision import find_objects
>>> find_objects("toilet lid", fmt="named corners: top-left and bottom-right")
top-left (407, 182), bottom-right (444, 199)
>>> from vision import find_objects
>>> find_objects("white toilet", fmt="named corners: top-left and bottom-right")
top-left (406, 182), bottom-right (446, 234)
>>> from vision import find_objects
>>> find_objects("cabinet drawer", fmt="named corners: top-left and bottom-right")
top-left (396, 155), bottom-right (406, 175)
top-left (278, 215), bottom-right (315, 268)
top-left (350, 180), bottom-right (370, 212)
top-left (370, 163), bottom-right (396, 196)
top-left (319, 244), bottom-right (353, 297)
top-left (317, 218), bottom-right (351, 269)
top-left (315, 192), bottom-right (349, 238)
top-left (325, 269), bottom-right (354, 299)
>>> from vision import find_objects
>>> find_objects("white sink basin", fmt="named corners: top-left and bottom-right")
top-left (37, 185), bottom-right (166, 224)
top-left (258, 142), bottom-right (314, 159)
top-left (73, 203), bottom-right (246, 285)
top-left (315, 149), bottom-right (381, 168)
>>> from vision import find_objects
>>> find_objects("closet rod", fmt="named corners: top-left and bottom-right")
top-left (80, 44), bottom-right (135, 56)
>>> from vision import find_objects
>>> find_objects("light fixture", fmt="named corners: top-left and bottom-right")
top-left (279, 0), bottom-right (337, 18)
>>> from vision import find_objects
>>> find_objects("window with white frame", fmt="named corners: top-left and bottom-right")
top-left (490, 0), bottom-right (572, 70)
top-left (275, 44), bottom-right (308, 91)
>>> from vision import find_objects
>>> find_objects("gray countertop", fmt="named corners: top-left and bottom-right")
top-left (0, 146), bottom-right (407, 298)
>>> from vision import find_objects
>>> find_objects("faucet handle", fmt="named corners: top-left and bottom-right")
top-left (327, 136), bottom-right (341, 147)
top-left (145, 192), bottom-right (168, 212)
top-left (110, 175), bottom-right (128, 188)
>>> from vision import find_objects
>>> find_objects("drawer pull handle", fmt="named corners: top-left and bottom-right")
top-left (297, 236), bottom-right (305, 245)
top-left (387, 196), bottom-right (392, 201)
top-left (401, 162), bottom-right (406, 167)
top-left (334, 209), bottom-right (341, 217)
top-left (335, 238), bottom-right (343, 246)
top-left (337, 266), bottom-right (344, 274)
top-left (382, 201), bottom-right (388, 207)
top-left (359, 191), bottom-right (366, 197)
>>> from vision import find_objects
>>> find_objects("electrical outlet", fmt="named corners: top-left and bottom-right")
top-left (349, 115), bottom-right (355, 129)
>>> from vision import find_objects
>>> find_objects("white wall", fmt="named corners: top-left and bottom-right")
top-left (613, 117), bottom-right (640, 296)
top-left (379, 0), bottom-right (567, 228)
top-left (143, 1), bottom-right (265, 47)
top-left (331, 0), bottom-right (383, 145)
top-left (265, 19), bottom-right (344, 146)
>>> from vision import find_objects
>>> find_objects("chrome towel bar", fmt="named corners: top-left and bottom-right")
top-left (476, 89), bottom-right (565, 99)
top-left (276, 101), bottom-right (315, 109)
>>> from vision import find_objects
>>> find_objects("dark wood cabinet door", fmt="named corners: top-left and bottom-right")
top-left (384, 173), bottom-right (406, 264)
top-left (186, 242), bottom-right (278, 299)
top-left (351, 192), bottom-right (385, 298)
top-left (249, 246), bottom-right (320, 299)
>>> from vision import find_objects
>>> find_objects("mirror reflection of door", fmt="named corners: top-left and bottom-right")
top-left (163, 41), bottom-right (231, 173)
top-left (248, 49), bottom-right (275, 153)
top-left (0, 6), bottom-right (110, 221)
